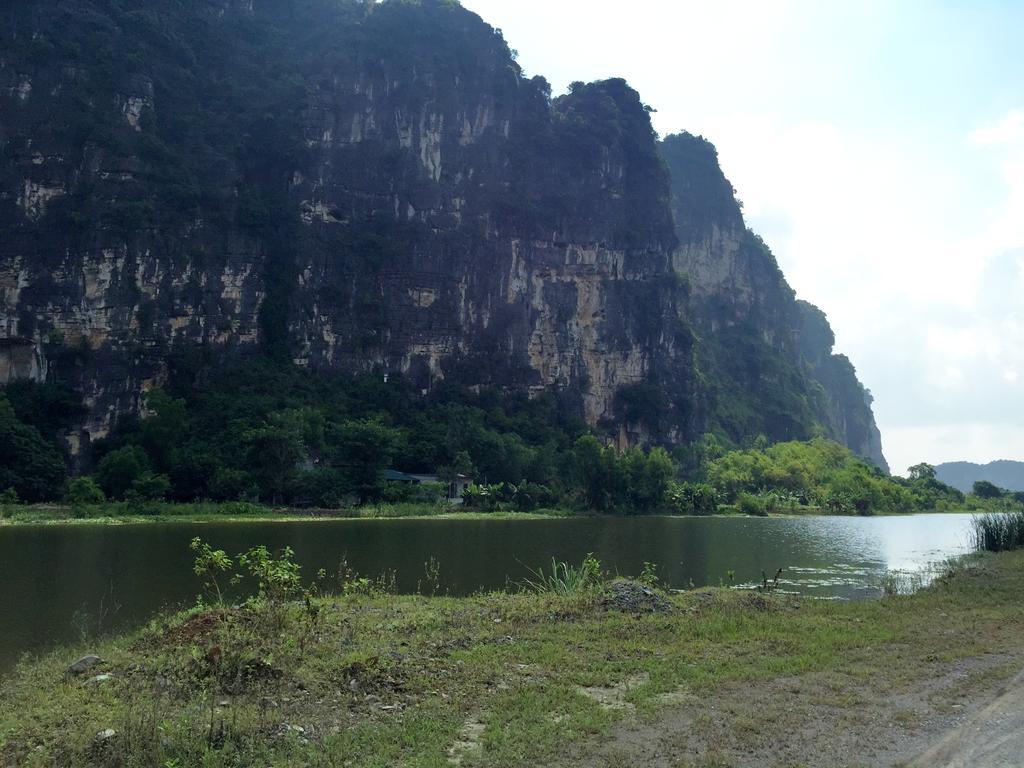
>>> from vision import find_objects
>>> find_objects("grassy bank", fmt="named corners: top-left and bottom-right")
top-left (0, 500), bottom-right (981, 527)
top-left (2, 549), bottom-right (1023, 767)
top-left (0, 502), bottom-right (573, 526)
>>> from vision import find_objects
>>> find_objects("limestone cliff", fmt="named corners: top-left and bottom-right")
top-left (0, 0), bottom-right (885, 469)
top-left (661, 133), bottom-right (887, 470)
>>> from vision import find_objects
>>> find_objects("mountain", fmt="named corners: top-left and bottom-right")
top-left (935, 461), bottom-right (1024, 493)
top-left (0, 0), bottom-right (886, 470)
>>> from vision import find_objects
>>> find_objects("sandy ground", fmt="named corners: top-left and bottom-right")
top-left (561, 652), bottom-right (1024, 768)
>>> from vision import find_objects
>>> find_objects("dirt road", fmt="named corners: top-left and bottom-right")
top-left (908, 670), bottom-right (1024, 768)
top-left (564, 653), bottom-right (1024, 768)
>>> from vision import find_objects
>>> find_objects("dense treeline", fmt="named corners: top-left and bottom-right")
top-left (0, 366), bottom-right (1020, 516)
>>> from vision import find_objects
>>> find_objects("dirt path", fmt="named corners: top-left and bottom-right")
top-left (562, 652), bottom-right (1024, 768)
top-left (908, 670), bottom-right (1024, 768)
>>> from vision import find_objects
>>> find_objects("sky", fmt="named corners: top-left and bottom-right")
top-left (461, 0), bottom-right (1024, 476)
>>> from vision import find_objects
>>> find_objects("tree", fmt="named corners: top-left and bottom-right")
top-left (0, 395), bottom-right (67, 502)
top-left (907, 463), bottom-right (937, 482)
top-left (573, 435), bottom-right (620, 512)
top-left (244, 417), bottom-right (306, 503)
top-left (329, 419), bottom-right (400, 504)
top-left (140, 390), bottom-right (188, 472)
top-left (96, 446), bottom-right (150, 499)
top-left (972, 480), bottom-right (1005, 500)
top-left (622, 446), bottom-right (674, 512)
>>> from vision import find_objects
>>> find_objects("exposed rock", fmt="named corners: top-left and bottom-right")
top-left (602, 580), bottom-right (672, 614)
top-left (65, 655), bottom-right (103, 677)
top-left (85, 673), bottom-right (114, 685)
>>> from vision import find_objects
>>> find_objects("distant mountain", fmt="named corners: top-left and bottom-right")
top-left (935, 461), bottom-right (1024, 493)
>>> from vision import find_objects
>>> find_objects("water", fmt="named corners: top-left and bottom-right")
top-left (0, 513), bottom-right (976, 675)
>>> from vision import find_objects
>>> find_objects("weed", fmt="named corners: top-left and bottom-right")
top-left (520, 553), bottom-right (603, 595)
top-left (639, 561), bottom-right (660, 588)
top-left (421, 555), bottom-right (442, 596)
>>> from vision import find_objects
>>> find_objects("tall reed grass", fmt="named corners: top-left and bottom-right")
top-left (972, 512), bottom-right (1024, 552)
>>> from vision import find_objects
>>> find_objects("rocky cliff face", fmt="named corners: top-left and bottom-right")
top-left (0, 0), bottom-right (885, 469)
top-left (661, 133), bottom-right (888, 470)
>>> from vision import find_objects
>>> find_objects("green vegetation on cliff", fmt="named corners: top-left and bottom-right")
top-left (1, 375), bottom-right (1016, 519)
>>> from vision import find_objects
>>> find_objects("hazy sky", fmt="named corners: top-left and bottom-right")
top-left (461, 0), bottom-right (1024, 475)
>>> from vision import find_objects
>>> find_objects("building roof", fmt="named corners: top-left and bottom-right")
top-left (384, 469), bottom-right (420, 482)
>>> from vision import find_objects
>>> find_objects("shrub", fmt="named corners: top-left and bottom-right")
top-left (130, 472), bottom-right (170, 500)
top-left (462, 483), bottom-right (514, 512)
top-left (190, 537), bottom-right (233, 608)
top-left (220, 501), bottom-right (263, 516)
top-left (64, 476), bottom-right (106, 505)
top-left (737, 492), bottom-right (768, 516)
top-left (239, 544), bottom-right (304, 631)
top-left (666, 482), bottom-right (718, 515)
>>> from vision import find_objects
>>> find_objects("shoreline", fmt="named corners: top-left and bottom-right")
top-left (1, 550), bottom-right (1021, 766)
top-left (0, 503), bottom-right (976, 527)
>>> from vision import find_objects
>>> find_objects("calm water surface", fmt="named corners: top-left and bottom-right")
top-left (0, 514), bottom-right (975, 675)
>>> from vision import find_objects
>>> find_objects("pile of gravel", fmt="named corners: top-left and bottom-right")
top-left (602, 579), bottom-right (672, 614)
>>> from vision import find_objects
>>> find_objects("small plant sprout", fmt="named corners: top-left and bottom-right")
top-left (639, 561), bottom-right (659, 588)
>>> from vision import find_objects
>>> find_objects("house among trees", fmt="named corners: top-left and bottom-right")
top-left (384, 470), bottom-right (472, 501)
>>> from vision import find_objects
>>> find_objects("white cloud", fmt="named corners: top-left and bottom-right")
top-left (460, 1), bottom-right (1024, 468)
top-left (969, 110), bottom-right (1024, 146)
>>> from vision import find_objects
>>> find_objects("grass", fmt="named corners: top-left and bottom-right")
top-left (972, 511), bottom-right (1024, 552)
top-left (519, 554), bottom-right (604, 595)
top-left (0, 502), bottom-right (572, 526)
top-left (2, 550), bottom-right (1023, 767)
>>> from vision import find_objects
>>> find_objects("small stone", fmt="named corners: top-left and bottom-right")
top-left (66, 655), bottom-right (103, 677)
top-left (85, 673), bottom-right (114, 685)
top-left (95, 728), bottom-right (116, 741)
top-left (347, 678), bottom-right (360, 693)
top-left (218, 699), bottom-right (230, 707)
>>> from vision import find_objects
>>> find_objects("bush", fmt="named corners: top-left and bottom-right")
top-left (666, 482), bottom-right (718, 515)
top-left (737, 492), bottom-right (768, 516)
top-left (130, 472), bottom-right (170, 501)
top-left (64, 476), bottom-right (106, 505)
top-left (220, 501), bottom-right (264, 516)
top-left (462, 483), bottom-right (514, 512)
top-left (381, 481), bottom-right (447, 505)
top-left (513, 481), bottom-right (558, 512)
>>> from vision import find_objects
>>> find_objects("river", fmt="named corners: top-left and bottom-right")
top-left (0, 513), bottom-right (976, 675)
